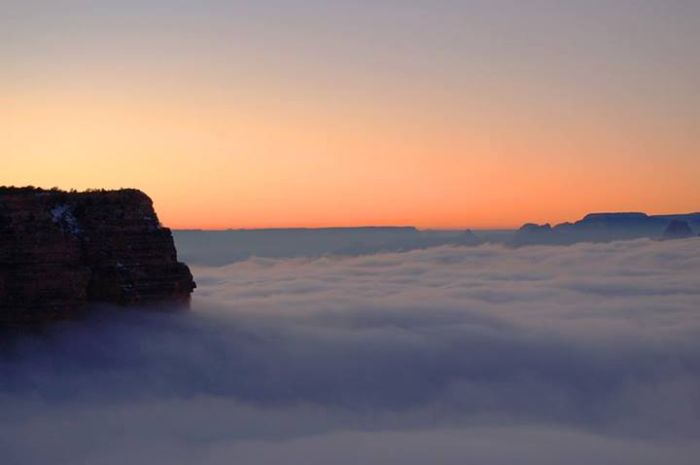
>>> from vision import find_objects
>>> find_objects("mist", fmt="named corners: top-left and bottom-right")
top-left (2, 237), bottom-right (699, 464)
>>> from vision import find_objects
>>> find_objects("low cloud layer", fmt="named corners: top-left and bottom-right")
top-left (2, 238), bottom-right (700, 464)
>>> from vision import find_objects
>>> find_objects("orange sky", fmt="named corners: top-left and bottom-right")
top-left (3, 1), bottom-right (699, 229)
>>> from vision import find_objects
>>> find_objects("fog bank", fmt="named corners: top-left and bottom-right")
top-left (2, 238), bottom-right (699, 464)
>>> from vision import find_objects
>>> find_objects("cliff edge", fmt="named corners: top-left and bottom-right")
top-left (0, 187), bottom-right (196, 325)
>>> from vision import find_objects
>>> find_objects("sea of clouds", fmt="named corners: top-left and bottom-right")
top-left (1, 237), bottom-right (700, 464)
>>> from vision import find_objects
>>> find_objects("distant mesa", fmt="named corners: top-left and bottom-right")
top-left (513, 211), bottom-right (700, 246)
top-left (0, 187), bottom-right (196, 326)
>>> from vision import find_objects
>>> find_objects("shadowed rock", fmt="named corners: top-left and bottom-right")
top-left (0, 187), bottom-right (196, 325)
top-left (513, 212), bottom-right (700, 246)
top-left (458, 229), bottom-right (483, 246)
top-left (512, 223), bottom-right (553, 246)
top-left (662, 219), bottom-right (694, 240)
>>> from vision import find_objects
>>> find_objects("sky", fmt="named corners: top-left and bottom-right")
top-left (2, 237), bottom-right (700, 464)
top-left (3, 0), bottom-right (699, 229)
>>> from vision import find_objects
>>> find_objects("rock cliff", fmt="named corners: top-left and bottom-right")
top-left (0, 187), bottom-right (196, 325)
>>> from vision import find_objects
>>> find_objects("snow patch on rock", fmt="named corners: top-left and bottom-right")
top-left (50, 204), bottom-right (81, 235)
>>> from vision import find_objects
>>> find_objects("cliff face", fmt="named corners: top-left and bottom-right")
top-left (0, 187), bottom-right (195, 325)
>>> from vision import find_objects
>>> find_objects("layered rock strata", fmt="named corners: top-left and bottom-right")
top-left (0, 187), bottom-right (195, 325)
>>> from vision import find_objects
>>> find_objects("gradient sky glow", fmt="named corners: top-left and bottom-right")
top-left (3, 0), bottom-right (699, 229)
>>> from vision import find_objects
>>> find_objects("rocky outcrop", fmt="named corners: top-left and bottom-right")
top-left (512, 223), bottom-right (553, 246)
top-left (458, 229), bottom-right (483, 246)
top-left (0, 187), bottom-right (195, 325)
top-left (513, 212), bottom-right (700, 246)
